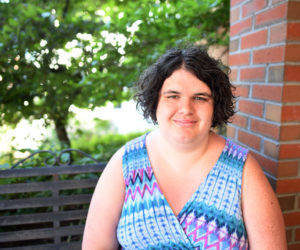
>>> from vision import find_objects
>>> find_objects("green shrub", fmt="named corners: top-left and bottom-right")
top-left (71, 131), bottom-right (146, 162)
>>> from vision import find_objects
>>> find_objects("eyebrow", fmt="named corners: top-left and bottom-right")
top-left (162, 90), bottom-right (180, 95)
top-left (162, 90), bottom-right (212, 98)
top-left (194, 93), bottom-right (212, 98)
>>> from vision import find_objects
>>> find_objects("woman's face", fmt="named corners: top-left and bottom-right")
top-left (156, 68), bottom-right (214, 145)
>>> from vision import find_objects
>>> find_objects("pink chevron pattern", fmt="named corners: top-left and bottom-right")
top-left (182, 214), bottom-right (248, 250)
top-left (117, 134), bottom-right (249, 249)
top-left (124, 180), bottom-right (161, 202)
top-left (124, 166), bottom-right (152, 186)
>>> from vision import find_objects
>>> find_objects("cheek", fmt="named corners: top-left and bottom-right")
top-left (156, 102), bottom-right (175, 121)
top-left (198, 105), bottom-right (214, 124)
top-left (155, 102), bottom-right (164, 121)
top-left (208, 108), bottom-right (214, 125)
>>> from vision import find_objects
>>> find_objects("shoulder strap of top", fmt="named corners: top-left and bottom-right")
top-left (122, 133), bottom-right (147, 181)
top-left (220, 138), bottom-right (249, 172)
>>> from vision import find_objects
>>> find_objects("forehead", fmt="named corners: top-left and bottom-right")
top-left (161, 68), bottom-right (211, 93)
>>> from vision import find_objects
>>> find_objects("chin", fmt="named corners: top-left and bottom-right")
top-left (172, 132), bottom-right (200, 144)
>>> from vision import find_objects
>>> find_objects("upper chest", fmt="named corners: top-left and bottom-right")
top-left (147, 147), bottom-right (223, 216)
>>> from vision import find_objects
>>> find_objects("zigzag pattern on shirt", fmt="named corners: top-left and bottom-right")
top-left (179, 203), bottom-right (247, 250)
top-left (186, 223), bottom-right (248, 250)
top-left (141, 241), bottom-right (193, 250)
top-left (220, 140), bottom-right (248, 171)
top-left (125, 180), bottom-right (160, 202)
top-left (117, 134), bottom-right (249, 249)
top-left (179, 203), bottom-right (246, 239)
top-left (124, 166), bottom-right (153, 187)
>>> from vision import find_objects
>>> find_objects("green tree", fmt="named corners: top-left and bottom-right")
top-left (0, 0), bottom-right (229, 147)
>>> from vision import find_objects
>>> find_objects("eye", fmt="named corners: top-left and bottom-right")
top-left (166, 95), bottom-right (179, 99)
top-left (194, 96), bottom-right (207, 101)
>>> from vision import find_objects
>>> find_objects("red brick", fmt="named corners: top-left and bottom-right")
top-left (269, 66), bottom-right (284, 82)
top-left (252, 85), bottom-right (282, 101)
top-left (287, 22), bottom-right (300, 41)
top-left (251, 151), bottom-right (277, 175)
top-left (264, 140), bottom-right (279, 159)
top-left (270, 23), bottom-right (287, 43)
top-left (231, 0), bottom-right (245, 7)
top-left (229, 68), bottom-right (238, 82)
top-left (231, 7), bottom-right (240, 23)
top-left (238, 130), bottom-right (261, 150)
top-left (239, 100), bottom-right (263, 117)
top-left (230, 17), bottom-right (252, 36)
top-left (285, 65), bottom-right (300, 82)
top-left (281, 105), bottom-right (300, 122)
top-left (272, 0), bottom-right (283, 4)
top-left (226, 125), bottom-right (236, 139)
top-left (232, 114), bottom-right (248, 128)
top-left (277, 161), bottom-right (299, 178)
top-left (288, 243), bottom-right (300, 250)
top-left (234, 85), bottom-right (249, 97)
top-left (278, 195), bottom-right (296, 211)
top-left (283, 85), bottom-right (300, 102)
top-left (286, 228), bottom-right (293, 243)
top-left (296, 228), bottom-right (300, 241)
top-left (240, 67), bottom-right (265, 81)
top-left (286, 44), bottom-right (300, 62)
top-left (229, 52), bottom-right (250, 65)
top-left (280, 125), bottom-right (300, 141)
top-left (278, 179), bottom-right (300, 194)
top-left (253, 46), bottom-right (285, 64)
top-left (251, 119), bottom-right (280, 139)
top-left (266, 103), bottom-right (281, 122)
top-left (287, 1), bottom-right (300, 20)
top-left (230, 39), bottom-right (240, 52)
top-left (241, 30), bottom-right (267, 49)
top-left (299, 196), bottom-right (300, 208)
top-left (280, 143), bottom-right (300, 159)
top-left (242, 0), bottom-right (267, 17)
top-left (255, 3), bottom-right (287, 26)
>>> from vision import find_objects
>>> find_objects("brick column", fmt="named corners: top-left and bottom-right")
top-left (228, 0), bottom-right (300, 248)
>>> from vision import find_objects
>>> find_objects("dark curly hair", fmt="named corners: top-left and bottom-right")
top-left (134, 46), bottom-right (235, 128)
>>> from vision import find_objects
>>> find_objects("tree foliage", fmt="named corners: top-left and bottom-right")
top-left (0, 0), bottom-right (229, 146)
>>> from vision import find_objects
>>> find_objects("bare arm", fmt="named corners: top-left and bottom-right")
top-left (242, 154), bottom-right (287, 249)
top-left (82, 147), bottom-right (125, 250)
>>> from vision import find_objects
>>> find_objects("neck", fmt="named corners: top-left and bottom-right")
top-left (150, 129), bottom-right (213, 169)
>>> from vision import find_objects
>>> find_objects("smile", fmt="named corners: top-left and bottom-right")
top-left (173, 119), bottom-right (197, 128)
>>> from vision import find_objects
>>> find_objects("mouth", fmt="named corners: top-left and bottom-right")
top-left (173, 119), bottom-right (197, 128)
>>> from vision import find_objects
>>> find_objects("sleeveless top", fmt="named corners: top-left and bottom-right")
top-left (117, 134), bottom-right (249, 249)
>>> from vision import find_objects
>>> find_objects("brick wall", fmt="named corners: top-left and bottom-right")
top-left (228, 0), bottom-right (300, 248)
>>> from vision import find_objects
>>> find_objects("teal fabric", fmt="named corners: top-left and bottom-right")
top-left (117, 134), bottom-right (249, 249)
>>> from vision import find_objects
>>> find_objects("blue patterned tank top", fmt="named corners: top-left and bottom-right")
top-left (117, 133), bottom-right (249, 249)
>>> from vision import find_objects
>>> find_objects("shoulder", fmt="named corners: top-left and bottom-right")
top-left (108, 146), bottom-right (125, 168)
top-left (82, 147), bottom-right (125, 249)
top-left (101, 146), bottom-right (125, 180)
top-left (90, 145), bottom-right (126, 206)
top-left (242, 153), bottom-right (272, 197)
top-left (241, 153), bottom-right (287, 249)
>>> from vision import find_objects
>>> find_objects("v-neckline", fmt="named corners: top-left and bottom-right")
top-left (143, 133), bottom-right (228, 218)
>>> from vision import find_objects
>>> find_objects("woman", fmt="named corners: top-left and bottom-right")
top-left (82, 47), bottom-right (287, 249)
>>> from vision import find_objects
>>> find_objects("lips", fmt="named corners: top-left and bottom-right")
top-left (173, 119), bottom-right (197, 128)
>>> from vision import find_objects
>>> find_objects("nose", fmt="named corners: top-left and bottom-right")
top-left (178, 97), bottom-right (194, 115)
